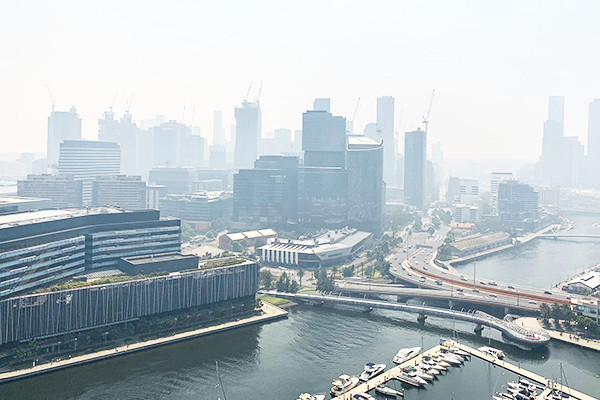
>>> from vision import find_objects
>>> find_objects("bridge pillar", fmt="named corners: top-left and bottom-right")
top-left (474, 324), bottom-right (484, 334)
top-left (449, 300), bottom-right (455, 308)
top-left (417, 313), bottom-right (427, 323)
top-left (504, 307), bottom-right (510, 315)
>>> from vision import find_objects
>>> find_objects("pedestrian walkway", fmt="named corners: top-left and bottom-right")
top-left (514, 317), bottom-right (600, 352)
top-left (0, 302), bottom-right (287, 384)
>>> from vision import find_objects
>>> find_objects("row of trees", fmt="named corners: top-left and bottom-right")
top-left (539, 303), bottom-right (576, 322)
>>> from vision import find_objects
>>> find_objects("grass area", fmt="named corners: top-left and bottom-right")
top-left (260, 296), bottom-right (291, 306)
top-left (299, 287), bottom-right (318, 294)
top-left (197, 257), bottom-right (245, 270)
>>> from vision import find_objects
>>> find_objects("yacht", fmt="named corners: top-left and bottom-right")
top-left (479, 346), bottom-right (505, 359)
top-left (430, 355), bottom-right (451, 367)
top-left (330, 375), bottom-right (360, 396)
top-left (359, 362), bottom-right (386, 381)
top-left (375, 384), bottom-right (404, 397)
top-left (447, 346), bottom-right (470, 358)
top-left (439, 353), bottom-right (462, 365)
top-left (392, 347), bottom-right (421, 364)
top-left (395, 371), bottom-right (426, 387)
top-left (297, 394), bottom-right (325, 400)
top-left (403, 366), bottom-right (433, 382)
top-left (418, 363), bottom-right (440, 376)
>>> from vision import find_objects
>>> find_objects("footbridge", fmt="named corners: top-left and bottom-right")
top-left (538, 233), bottom-right (600, 239)
top-left (266, 291), bottom-right (551, 348)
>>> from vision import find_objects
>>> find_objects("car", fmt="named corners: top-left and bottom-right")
top-left (456, 288), bottom-right (464, 292)
top-left (489, 293), bottom-right (498, 298)
top-left (488, 281), bottom-right (497, 286)
top-left (472, 289), bottom-right (480, 293)
top-left (419, 277), bottom-right (426, 282)
top-left (435, 280), bottom-right (443, 286)
top-left (507, 285), bottom-right (515, 290)
top-left (460, 276), bottom-right (468, 281)
top-left (566, 296), bottom-right (572, 300)
top-left (423, 266), bottom-right (428, 270)
top-left (407, 273), bottom-right (412, 276)
top-left (544, 290), bottom-right (552, 295)
top-left (479, 281), bottom-right (486, 285)
top-left (529, 300), bottom-right (537, 305)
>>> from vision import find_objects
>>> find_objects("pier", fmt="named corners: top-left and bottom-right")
top-left (332, 340), bottom-right (598, 400)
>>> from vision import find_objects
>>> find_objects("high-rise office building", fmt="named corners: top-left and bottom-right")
top-left (447, 177), bottom-right (479, 205)
top-left (233, 156), bottom-right (298, 226)
top-left (297, 166), bottom-right (348, 227)
top-left (234, 100), bottom-right (261, 170)
top-left (404, 128), bottom-right (427, 209)
top-left (213, 110), bottom-right (226, 145)
top-left (58, 140), bottom-right (121, 180)
top-left (377, 96), bottom-right (396, 186)
top-left (18, 174), bottom-right (83, 208)
top-left (587, 99), bottom-right (600, 188)
top-left (490, 172), bottom-right (513, 214)
top-left (347, 136), bottom-right (384, 234)
top-left (98, 110), bottom-right (138, 175)
top-left (302, 107), bottom-right (346, 168)
top-left (148, 167), bottom-right (197, 194)
top-left (47, 107), bottom-right (82, 169)
top-left (313, 98), bottom-right (331, 112)
top-left (152, 120), bottom-right (192, 167)
top-left (497, 180), bottom-right (539, 229)
top-left (58, 140), bottom-right (121, 204)
top-left (92, 175), bottom-right (147, 210)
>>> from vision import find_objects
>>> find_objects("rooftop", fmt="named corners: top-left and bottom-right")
top-left (0, 207), bottom-right (130, 230)
top-left (0, 196), bottom-right (51, 205)
top-left (451, 232), bottom-right (510, 252)
top-left (121, 252), bottom-right (198, 265)
top-left (567, 271), bottom-right (600, 290)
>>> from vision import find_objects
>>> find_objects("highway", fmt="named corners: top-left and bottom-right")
top-left (387, 228), bottom-right (573, 309)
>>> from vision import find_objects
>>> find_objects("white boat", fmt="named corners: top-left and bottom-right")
top-left (441, 354), bottom-right (462, 365)
top-left (418, 363), bottom-right (440, 376)
top-left (375, 384), bottom-right (404, 397)
top-left (447, 346), bottom-right (470, 357)
top-left (392, 347), bottom-right (421, 364)
top-left (430, 355), bottom-right (451, 367)
top-left (330, 375), bottom-right (360, 396)
top-left (403, 366), bottom-right (432, 382)
top-left (297, 394), bottom-right (325, 400)
top-left (395, 371), bottom-right (425, 387)
top-left (423, 359), bottom-right (446, 372)
top-left (359, 362), bottom-right (386, 381)
top-left (479, 346), bottom-right (505, 359)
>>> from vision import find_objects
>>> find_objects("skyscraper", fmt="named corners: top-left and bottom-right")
top-left (302, 107), bottom-right (346, 168)
top-left (404, 128), bottom-right (427, 209)
top-left (541, 96), bottom-right (565, 185)
top-left (213, 110), bottom-right (226, 146)
top-left (587, 99), bottom-right (600, 188)
top-left (377, 96), bottom-right (396, 186)
top-left (47, 107), bottom-right (82, 169)
top-left (490, 172), bottom-right (513, 214)
top-left (234, 100), bottom-right (261, 170)
top-left (347, 136), bottom-right (384, 234)
top-left (98, 110), bottom-right (138, 175)
top-left (58, 140), bottom-right (121, 204)
top-left (313, 98), bottom-right (331, 112)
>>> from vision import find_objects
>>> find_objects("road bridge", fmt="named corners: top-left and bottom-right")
top-left (538, 233), bottom-right (600, 239)
top-left (268, 291), bottom-right (551, 348)
top-left (335, 281), bottom-right (539, 312)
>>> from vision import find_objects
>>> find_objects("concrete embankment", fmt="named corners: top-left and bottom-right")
top-left (0, 302), bottom-right (287, 385)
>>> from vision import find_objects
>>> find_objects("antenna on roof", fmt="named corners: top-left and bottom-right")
top-left (46, 84), bottom-right (55, 112)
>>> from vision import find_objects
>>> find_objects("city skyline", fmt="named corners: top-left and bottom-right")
top-left (3, 1), bottom-right (600, 159)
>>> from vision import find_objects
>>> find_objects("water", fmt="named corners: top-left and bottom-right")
top-left (455, 215), bottom-right (600, 289)
top-left (2, 215), bottom-right (600, 399)
top-left (1, 306), bottom-right (599, 400)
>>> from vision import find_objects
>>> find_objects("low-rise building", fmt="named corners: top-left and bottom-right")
top-left (452, 204), bottom-right (481, 223)
top-left (119, 252), bottom-right (199, 275)
top-left (448, 232), bottom-right (511, 257)
top-left (564, 270), bottom-right (600, 294)
top-left (160, 191), bottom-right (233, 224)
top-left (0, 196), bottom-right (52, 214)
top-left (258, 228), bottom-right (373, 268)
top-left (218, 229), bottom-right (277, 251)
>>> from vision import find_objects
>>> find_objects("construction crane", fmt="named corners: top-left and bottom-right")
top-left (125, 95), bottom-right (134, 114)
top-left (255, 81), bottom-right (262, 103)
top-left (422, 89), bottom-right (435, 133)
top-left (46, 84), bottom-right (55, 112)
top-left (244, 82), bottom-right (253, 102)
top-left (346, 97), bottom-right (361, 134)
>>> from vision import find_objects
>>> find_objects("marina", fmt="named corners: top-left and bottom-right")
top-left (327, 340), bottom-right (597, 400)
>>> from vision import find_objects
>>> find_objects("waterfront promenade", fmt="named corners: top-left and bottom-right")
top-left (0, 302), bottom-right (287, 385)
top-left (515, 317), bottom-right (600, 352)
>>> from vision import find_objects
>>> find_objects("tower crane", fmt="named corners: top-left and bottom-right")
top-left (346, 97), bottom-right (361, 134)
top-left (422, 89), bottom-right (435, 133)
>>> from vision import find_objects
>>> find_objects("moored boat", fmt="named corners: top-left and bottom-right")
top-left (330, 375), bottom-right (360, 396)
top-left (359, 362), bottom-right (386, 381)
top-left (392, 347), bottom-right (421, 364)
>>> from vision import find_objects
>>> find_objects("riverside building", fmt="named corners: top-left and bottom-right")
top-left (0, 208), bottom-right (180, 299)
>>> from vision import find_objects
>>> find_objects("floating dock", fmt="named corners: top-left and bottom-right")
top-left (332, 340), bottom-right (598, 400)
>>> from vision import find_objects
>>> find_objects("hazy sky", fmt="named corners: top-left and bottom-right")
top-left (2, 1), bottom-right (600, 159)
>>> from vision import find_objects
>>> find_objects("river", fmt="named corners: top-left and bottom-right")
top-left (455, 214), bottom-right (600, 289)
top-left (1, 215), bottom-right (600, 399)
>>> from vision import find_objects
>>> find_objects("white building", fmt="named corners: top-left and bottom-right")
top-left (490, 172), bottom-right (513, 214)
top-left (452, 203), bottom-right (481, 223)
top-left (564, 270), bottom-right (600, 294)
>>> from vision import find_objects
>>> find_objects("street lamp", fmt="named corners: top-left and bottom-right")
top-left (104, 332), bottom-right (109, 345)
top-left (74, 338), bottom-right (78, 352)
top-left (584, 326), bottom-right (588, 340)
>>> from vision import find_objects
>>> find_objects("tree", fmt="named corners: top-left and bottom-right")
top-left (259, 270), bottom-right (273, 290)
top-left (539, 303), bottom-right (551, 321)
top-left (289, 280), bottom-right (300, 293)
top-left (315, 268), bottom-right (335, 292)
top-left (342, 265), bottom-right (354, 277)
top-left (332, 266), bottom-right (338, 280)
top-left (297, 268), bottom-right (305, 286)
top-left (413, 219), bottom-right (422, 232)
top-left (276, 272), bottom-right (291, 292)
